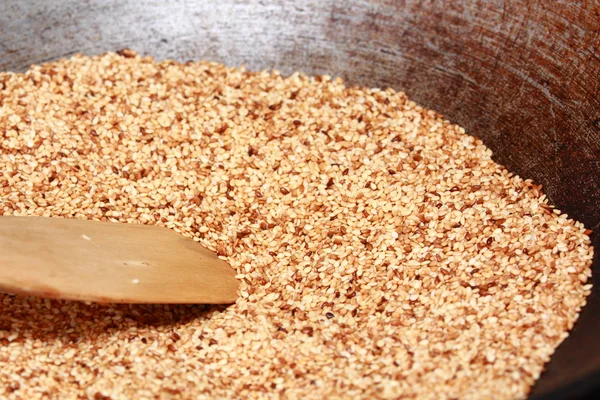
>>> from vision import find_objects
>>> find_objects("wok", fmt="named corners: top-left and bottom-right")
top-left (0, 1), bottom-right (598, 398)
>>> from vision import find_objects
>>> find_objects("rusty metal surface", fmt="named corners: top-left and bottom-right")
top-left (1, 0), bottom-right (599, 398)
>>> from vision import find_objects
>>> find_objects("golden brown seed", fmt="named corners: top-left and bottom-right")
top-left (0, 52), bottom-right (593, 400)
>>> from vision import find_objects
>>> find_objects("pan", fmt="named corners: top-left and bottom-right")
top-left (0, 1), bottom-right (598, 398)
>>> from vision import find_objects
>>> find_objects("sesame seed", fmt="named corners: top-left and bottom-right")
top-left (0, 51), bottom-right (593, 400)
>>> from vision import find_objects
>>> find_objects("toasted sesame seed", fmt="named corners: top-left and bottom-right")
top-left (0, 51), bottom-right (593, 400)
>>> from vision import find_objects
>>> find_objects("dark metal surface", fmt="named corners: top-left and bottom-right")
top-left (1, 0), bottom-right (599, 398)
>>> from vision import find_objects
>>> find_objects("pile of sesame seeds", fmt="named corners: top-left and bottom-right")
top-left (0, 50), bottom-right (593, 399)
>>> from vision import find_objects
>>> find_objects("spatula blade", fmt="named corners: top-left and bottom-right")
top-left (0, 216), bottom-right (239, 304)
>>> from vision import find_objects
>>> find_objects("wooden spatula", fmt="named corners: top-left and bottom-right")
top-left (0, 216), bottom-right (239, 304)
